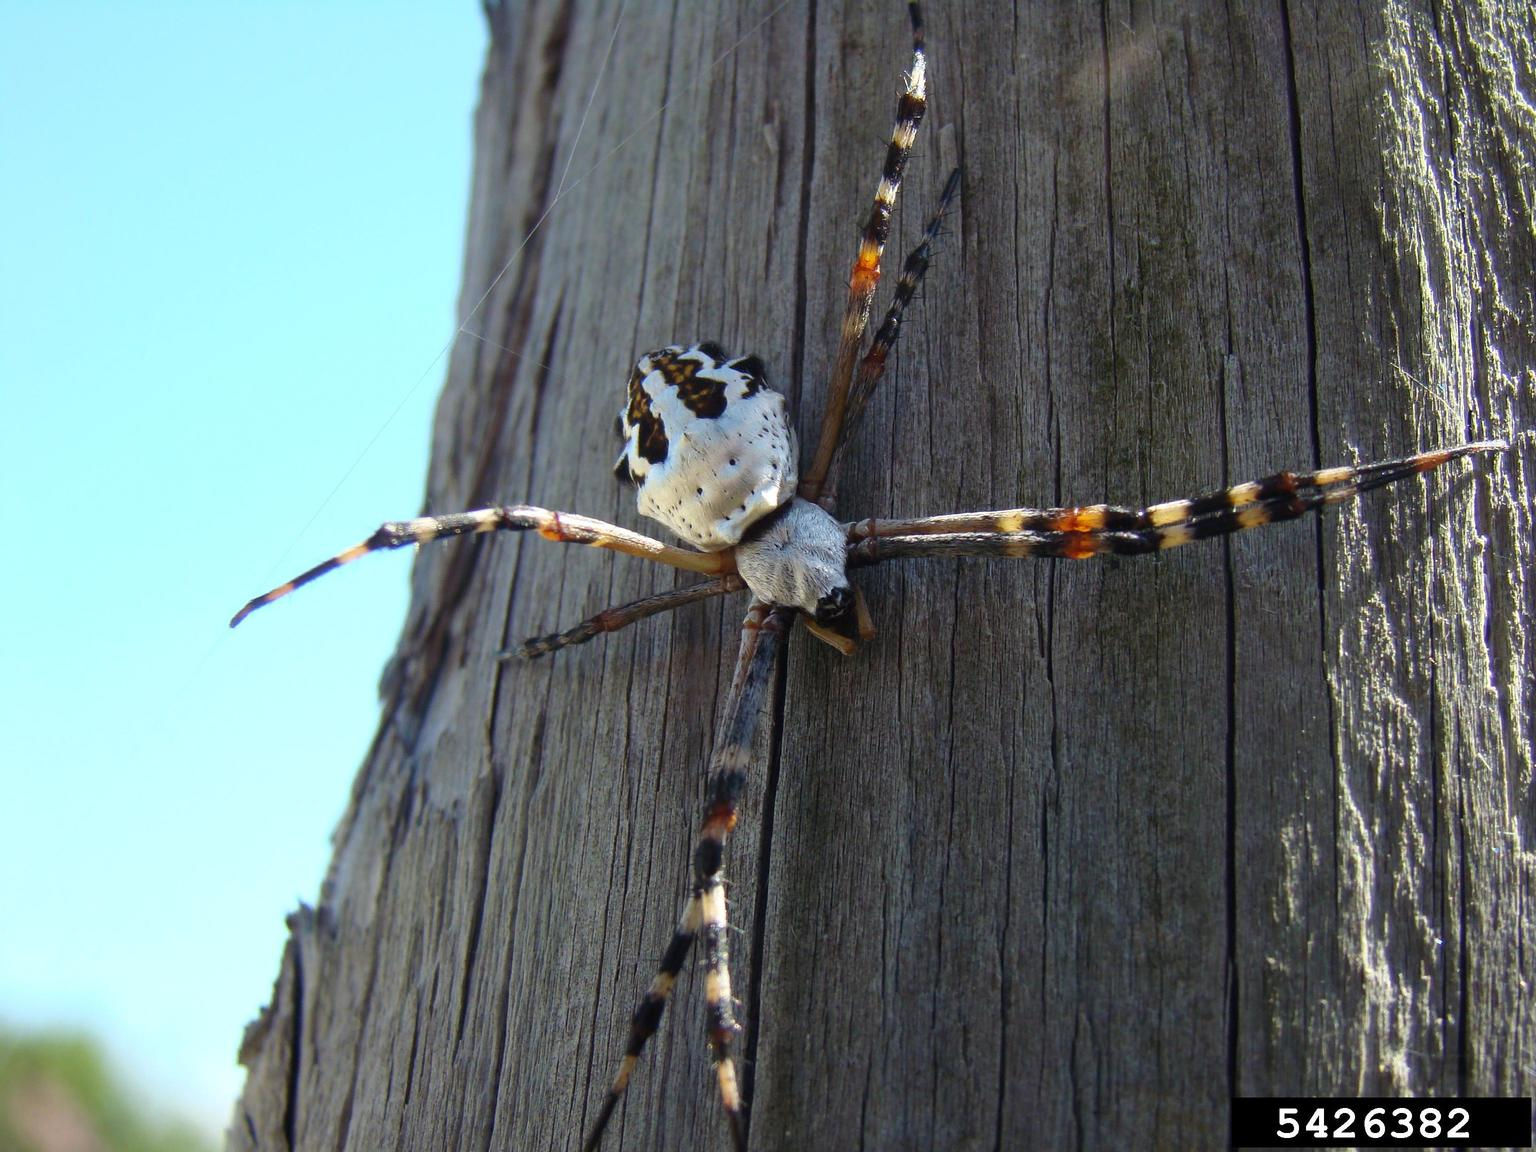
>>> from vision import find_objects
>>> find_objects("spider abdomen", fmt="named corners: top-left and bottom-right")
top-left (615, 343), bottom-right (798, 551)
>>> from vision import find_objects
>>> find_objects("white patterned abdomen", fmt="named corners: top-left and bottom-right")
top-left (616, 344), bottom-right (798, 551)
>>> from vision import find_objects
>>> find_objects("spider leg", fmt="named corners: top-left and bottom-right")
top-left (581, 896), bottom-right (704, 1152)
top-left (846, 440), bottom-right (1507, 564)
top-left (509, 574), bottom-right (746, 659)
top-left (230, 505), bottom-right (733, 627)
top-left (801, 1), bottom-right (928, 501)
top-left (822, 167), bottom-right (962, 500)
top-left (696, 603), bottom-right (788, 1152)
top-left (582, 603), bottom-right (790, 1152)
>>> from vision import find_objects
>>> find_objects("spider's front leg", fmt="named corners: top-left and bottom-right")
top-left (584, 603), bottom-right (789, 1152)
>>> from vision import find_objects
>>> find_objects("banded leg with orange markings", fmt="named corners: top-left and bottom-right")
top-left (582, 603), bottom-right (789, 1152)
top-left (801, 1), bottom-right (929, 500)
top-left (230, 505), bottom-right (734, 628)
top-left (821, 166), bottom-right (963, 502)
top-left (845, 441), bottom-right (1507, 565)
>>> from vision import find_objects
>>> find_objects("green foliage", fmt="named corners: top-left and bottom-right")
top-left (0, 1027), bottom-right (214, 1152)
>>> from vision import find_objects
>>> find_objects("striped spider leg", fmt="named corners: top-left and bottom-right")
top-left (582, 602), bottom-right (790, 1152)
top-left (844, 441), bottom-right (1511, 565)
top-left (229, 505), bottom-right (734, 628)
top-left (509, 574), bottom-right (747, 660)
top-left (800, 5), bottom-right (929, 505)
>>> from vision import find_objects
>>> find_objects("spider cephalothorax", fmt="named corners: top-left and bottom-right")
top-left (614, 341), bottom-right (855, 628)
top-left (230, 3), bottom-right (1507, 1148)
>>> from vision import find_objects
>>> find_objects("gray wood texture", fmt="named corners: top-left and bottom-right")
top-left (230, 2), bottom-right (1533, 1149)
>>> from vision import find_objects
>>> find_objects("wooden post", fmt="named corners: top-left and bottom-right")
top-left (231, 3), bottom-right (1532, 1149)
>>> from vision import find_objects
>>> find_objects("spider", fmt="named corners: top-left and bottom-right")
top-left (232, 5), bottom-right (1507, 1149)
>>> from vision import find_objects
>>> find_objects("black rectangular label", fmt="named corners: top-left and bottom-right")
top-left (1230, 1097), bottom-right (1531, 1147)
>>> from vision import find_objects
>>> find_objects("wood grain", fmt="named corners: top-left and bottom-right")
top-left (230, 2), bottom-right (1533, 1149)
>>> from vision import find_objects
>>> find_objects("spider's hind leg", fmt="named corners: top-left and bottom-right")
top-left (822, 166), bottom-right (962, 498)
top-left (802, 0), bottom-right (929, 499)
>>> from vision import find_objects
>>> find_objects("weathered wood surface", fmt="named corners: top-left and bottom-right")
top-left (230, 2), bottom-right (1533, 1149)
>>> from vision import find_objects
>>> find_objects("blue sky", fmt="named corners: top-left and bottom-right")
top-left (0, 3), bottom-right (487, 1135)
